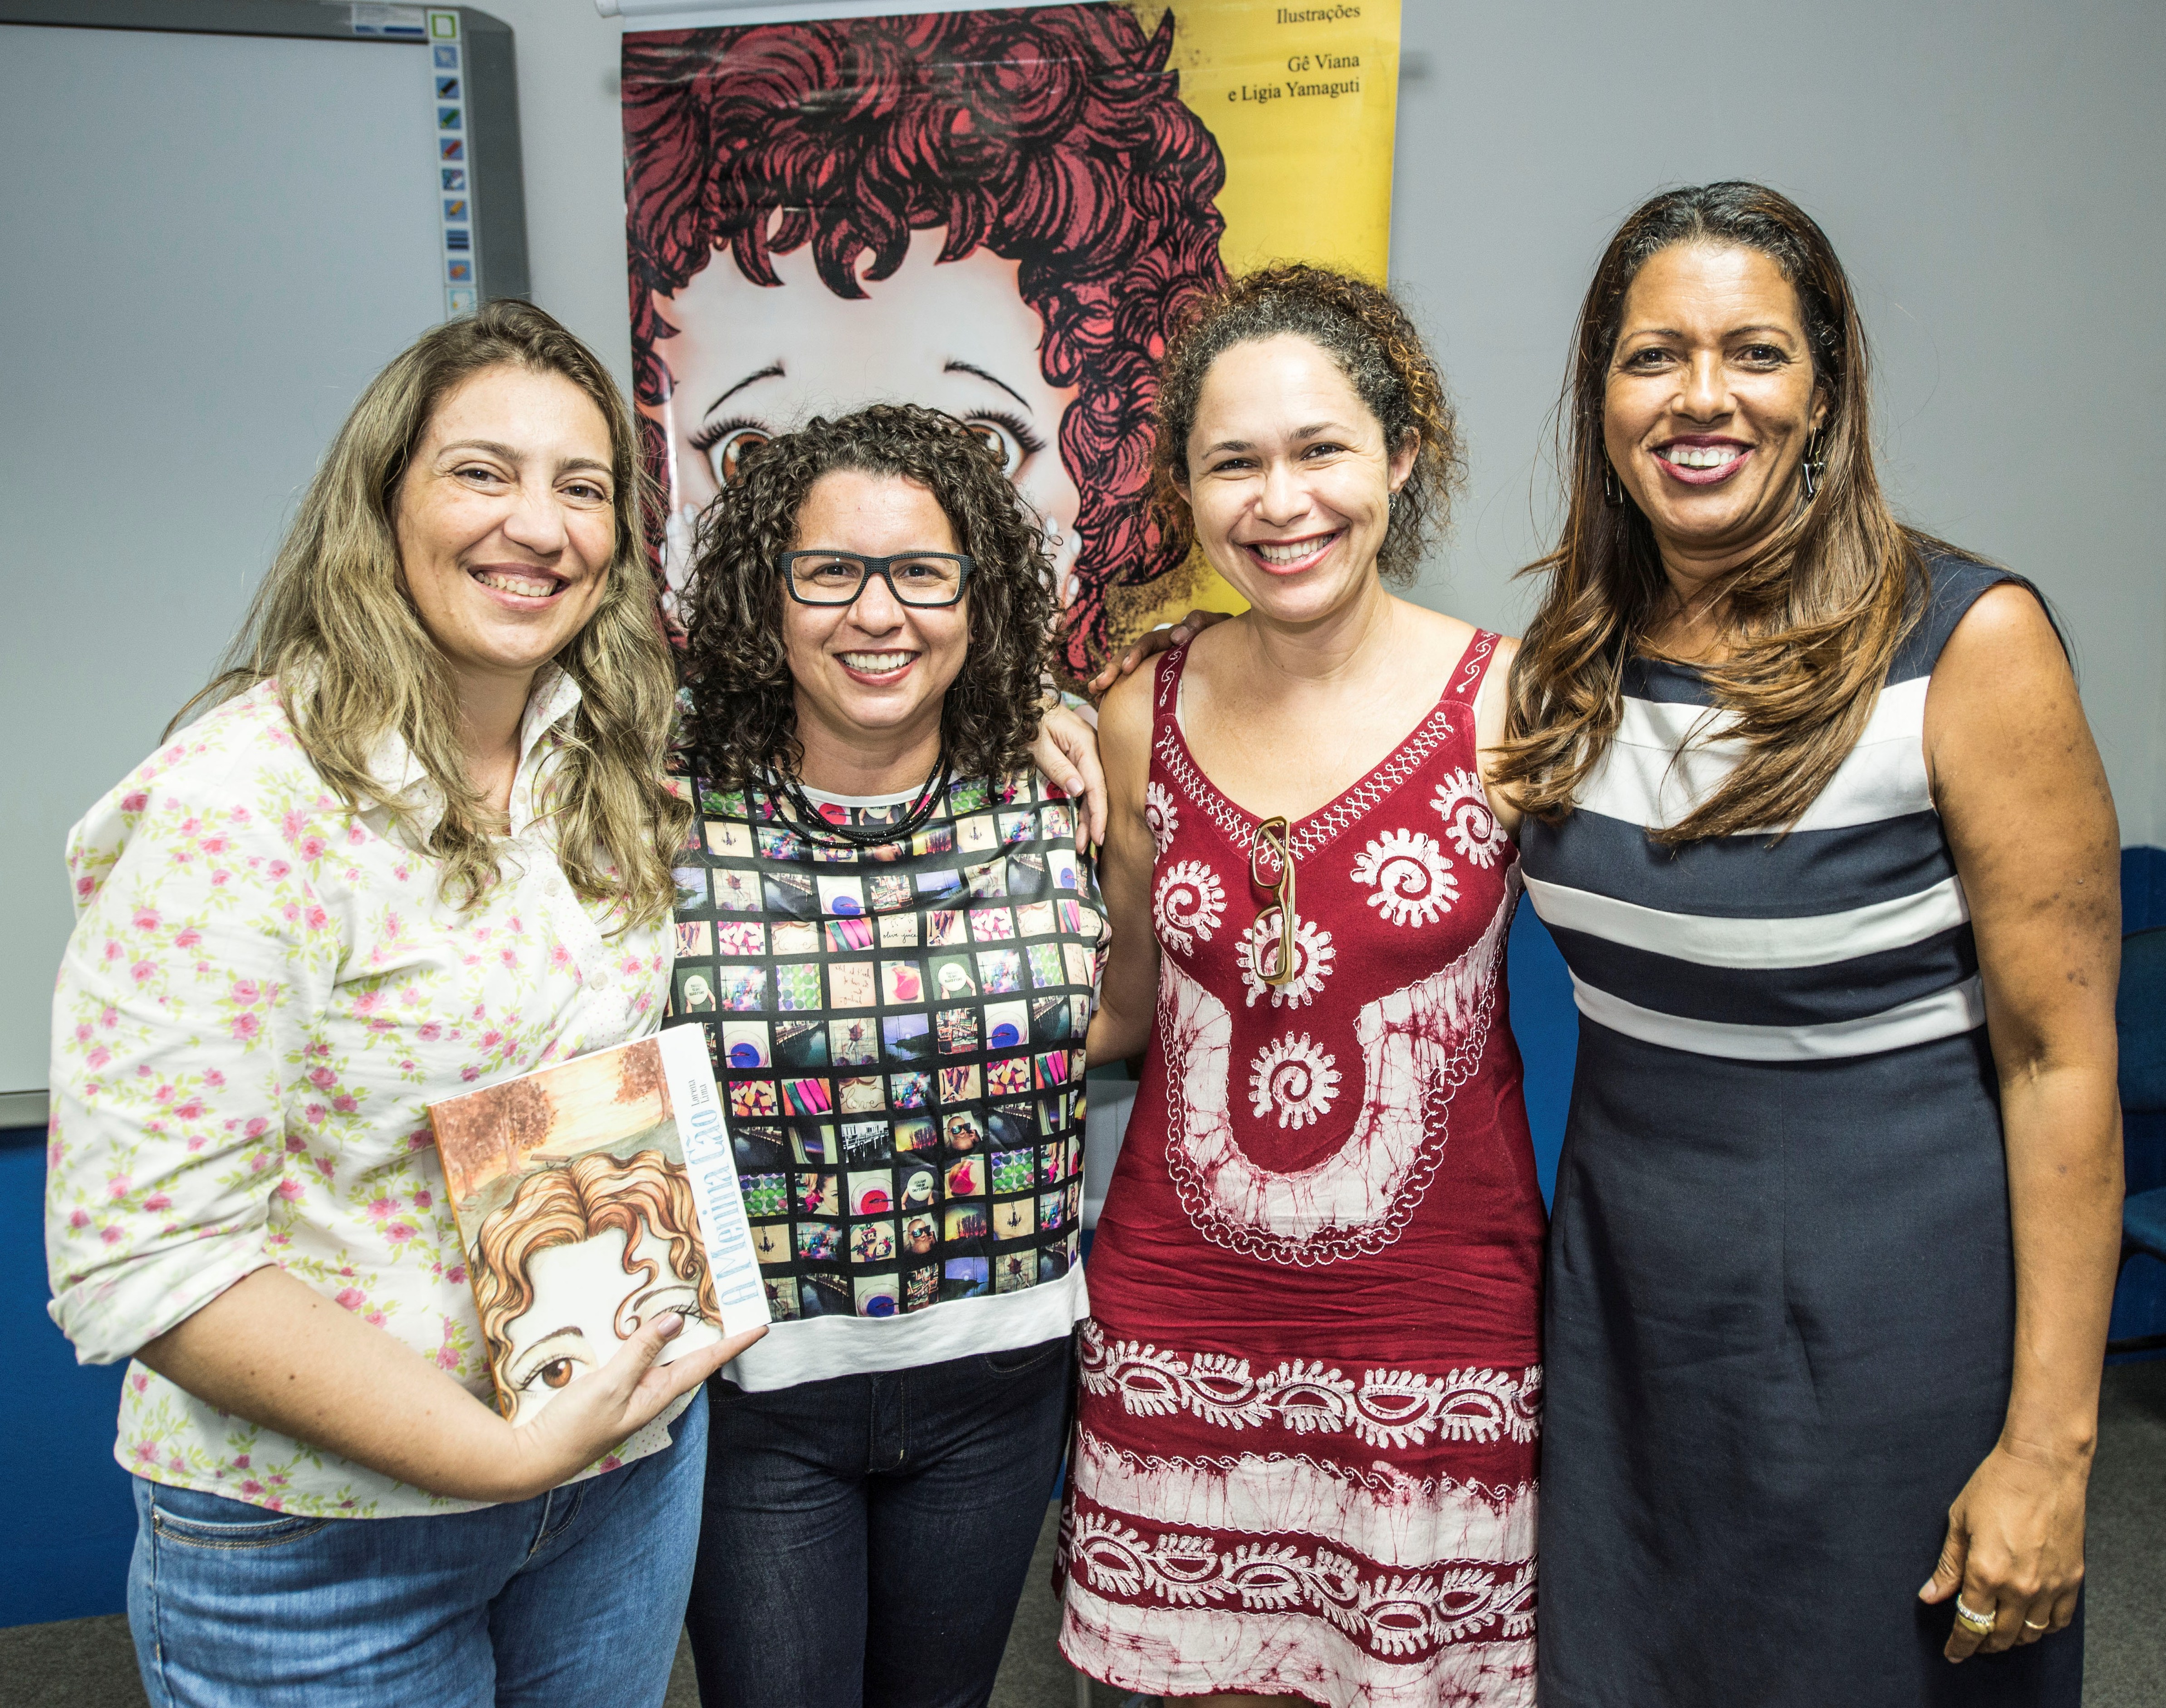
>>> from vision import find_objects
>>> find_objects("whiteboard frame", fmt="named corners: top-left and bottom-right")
top-left (0, 1), bottom-right (529, 304)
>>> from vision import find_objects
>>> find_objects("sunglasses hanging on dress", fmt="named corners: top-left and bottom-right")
top-left (1250, 815), bottom-right (1297, 986)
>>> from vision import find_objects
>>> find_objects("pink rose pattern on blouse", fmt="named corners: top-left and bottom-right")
top-left (46, 678), bottom-right (677, 1517)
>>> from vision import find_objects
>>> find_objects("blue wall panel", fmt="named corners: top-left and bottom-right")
top-left (2125, 844), bottom-right (2166, 935)
top-left (1506, 901), bottom-right (1575, 1209)
top-left (2111, 1108), bottom-right (2166, 1357)
top-left (0, 1133), bottom-right (134, 1626)
top-left (2111, 847), bottom-right (2166, 1357)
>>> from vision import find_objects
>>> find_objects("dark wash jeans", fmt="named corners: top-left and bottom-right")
top-left (683, 1335), bottom-right (1073, 1708)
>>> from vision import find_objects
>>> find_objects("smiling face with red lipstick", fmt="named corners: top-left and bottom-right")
top-left (1603, 242), bottom-right (1828, 604)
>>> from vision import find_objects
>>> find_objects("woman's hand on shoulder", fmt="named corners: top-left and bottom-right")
top-left (1030, 700), bottom-right (1107, 852)
top-left (1084, 608), bottom-right (1234, 698)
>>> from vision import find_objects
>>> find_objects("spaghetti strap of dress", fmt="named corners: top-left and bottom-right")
top-left (1149, 640), bottom-right (1192, 743)
top-left (1447, 628), bottom-right (1504, 708)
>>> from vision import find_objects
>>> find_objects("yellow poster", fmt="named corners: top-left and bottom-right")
top-left (1128, 2), bottom-right (1397, 278)
top-left (1112, 0), bottom-right (1401, 633)
top-left (623, 1), bottom-right (1401, 676)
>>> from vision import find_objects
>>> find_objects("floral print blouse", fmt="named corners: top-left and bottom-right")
top-left (45, 674), bottom-right (679, 1517)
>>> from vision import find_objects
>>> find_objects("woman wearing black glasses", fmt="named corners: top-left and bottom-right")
top-left (1054, 268), bottom-right (1546, 1707)
top-left (662, 405), bottom-right (1107, 1708)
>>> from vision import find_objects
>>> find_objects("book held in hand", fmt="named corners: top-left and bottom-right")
top-left (430, 1026), bottom-right (767, 1422)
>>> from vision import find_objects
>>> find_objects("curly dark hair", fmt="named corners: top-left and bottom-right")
top-left (679, 404), bottom-right (1052, 790)
top-left (622, 5), bottom-right (1230, 675)
top-left (1147, 263), bottom-right (1465, 587)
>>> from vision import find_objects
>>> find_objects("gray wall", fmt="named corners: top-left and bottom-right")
top-left (1390, 0), bottom-right (2166, 848)
top-left (482, 0), bottom-right (2165, 844)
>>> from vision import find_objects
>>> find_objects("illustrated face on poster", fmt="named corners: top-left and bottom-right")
top-left (623, 4), bottom-right (1233, 675)
top-left (657, 230), bottom-right (1082, 596)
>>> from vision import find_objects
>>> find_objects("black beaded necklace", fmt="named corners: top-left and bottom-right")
top-left (758, 748), bottom-right (953, 851)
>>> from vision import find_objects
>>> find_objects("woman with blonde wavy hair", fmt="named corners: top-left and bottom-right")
top-left (46, 299), bottom-right (762, 1707)
top-left (1499, 183), bottom-right (2119, 1707)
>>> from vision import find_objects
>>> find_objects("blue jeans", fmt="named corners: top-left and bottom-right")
top-left (128, 1388), bottom-right (706, 1707)
top-left (684, 1337), bottom-right (1072, 1708)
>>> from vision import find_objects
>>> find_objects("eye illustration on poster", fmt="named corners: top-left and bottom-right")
top-left (622, 2), bottom-right (1401, 677)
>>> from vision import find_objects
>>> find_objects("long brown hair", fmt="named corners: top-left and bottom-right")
top-left (1146, 263), bottom-right (1464, 589)
top-left (1495, 182), bottom-right (1933, 842)
top-left (180, 300), bottom-right (690, 922)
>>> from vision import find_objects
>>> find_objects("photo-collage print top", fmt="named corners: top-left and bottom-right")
top-left (662, 767), bottom-right (1104, 1389)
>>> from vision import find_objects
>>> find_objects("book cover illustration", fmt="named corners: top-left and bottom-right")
top-left (430, 1026), bottom-right (768, 1422)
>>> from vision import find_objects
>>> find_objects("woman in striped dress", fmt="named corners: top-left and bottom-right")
top-left (1499, 183), bottom-right (2122, 1705)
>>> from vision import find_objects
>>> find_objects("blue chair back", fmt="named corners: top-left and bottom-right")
top-left (2122, 927), bottom-right (2166, 1113)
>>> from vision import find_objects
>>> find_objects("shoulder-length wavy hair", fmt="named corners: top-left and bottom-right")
top-left (1495, 181), bottom-right (1935, 842)
top-left (181, 299), bottom-right (690, 924)
top-left (622, 4), bottom-right (1230, 676)
top-left (1147, 263), bottom-right (1465, 584)
top-left (679, 404), bottom-right (1052, 791)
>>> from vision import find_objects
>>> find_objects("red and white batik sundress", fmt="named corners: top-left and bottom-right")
top-left (1058, 634), bottom-right (1546, 1707)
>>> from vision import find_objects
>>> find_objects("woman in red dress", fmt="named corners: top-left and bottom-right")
top-left (1058, 267), bottom-right (1545, 1707)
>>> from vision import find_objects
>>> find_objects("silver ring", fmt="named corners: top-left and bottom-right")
top-left (2023, 1617), bottom-right (2050, 1632)
top-left (1953, 1597), bottom-right (1998, 1635)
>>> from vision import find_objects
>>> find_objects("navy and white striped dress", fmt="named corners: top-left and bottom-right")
top-left (1524, 558), bottom-right (2081, 1707)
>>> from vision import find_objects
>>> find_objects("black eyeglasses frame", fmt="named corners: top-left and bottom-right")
top-left (777, 550), bottom-right (976, 609)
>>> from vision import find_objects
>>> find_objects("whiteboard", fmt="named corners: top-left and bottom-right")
top-left (0, 17), bottom-right (515, 1104)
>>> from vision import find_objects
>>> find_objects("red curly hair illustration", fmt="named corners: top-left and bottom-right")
top-left (623, 5), bottom-right (1230, 676)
